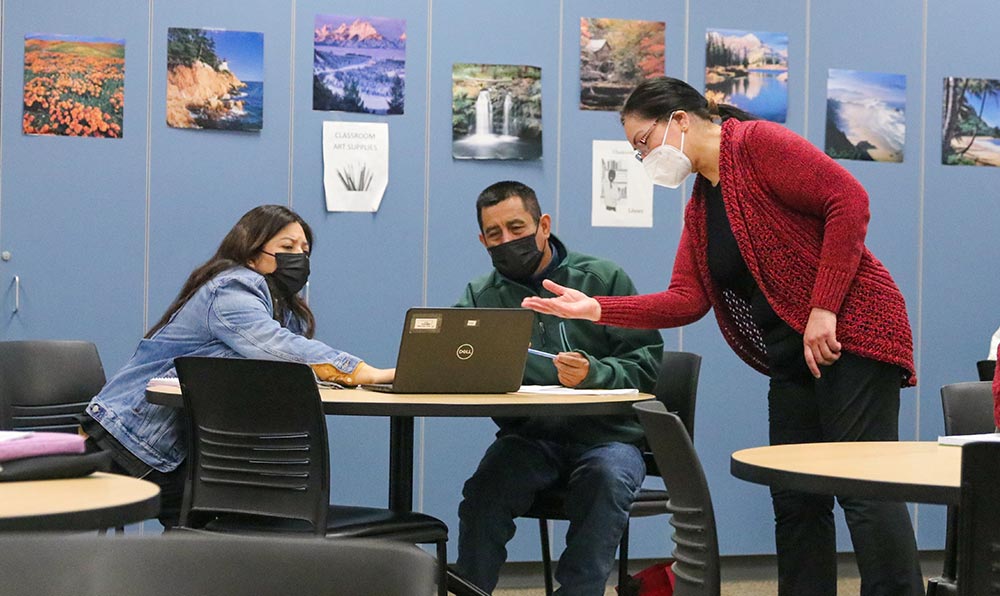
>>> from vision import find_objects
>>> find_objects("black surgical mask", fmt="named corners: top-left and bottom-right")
top-left (263, 251), bottom-right (310, 296)
top-left (487, 234), bottom-right (544, 282)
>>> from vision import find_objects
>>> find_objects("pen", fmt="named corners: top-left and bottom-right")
top-left (528, 348), bottom-right (558, 360)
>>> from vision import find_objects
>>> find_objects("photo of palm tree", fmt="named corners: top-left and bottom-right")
top-left (942, 77), bottom-right (1000, 166)
top-left (825, 69), bottom-right (906, 163)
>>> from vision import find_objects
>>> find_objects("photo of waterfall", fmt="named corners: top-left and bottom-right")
top-left (452, 63), bottom-right (542, 160)
top-left (579, 18), bottom-right (665, 111)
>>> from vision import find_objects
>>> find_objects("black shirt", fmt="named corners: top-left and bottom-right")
top-left (704, 183), bottom-right (809, 381)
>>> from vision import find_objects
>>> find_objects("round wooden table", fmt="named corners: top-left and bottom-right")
top-left (731, 441), bottom-right (961, 505)
top-left (0, 471), bottom-right (161, 531)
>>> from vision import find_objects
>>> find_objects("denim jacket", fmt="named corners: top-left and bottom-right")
top-left (86, 266), bottom-right (361, 472)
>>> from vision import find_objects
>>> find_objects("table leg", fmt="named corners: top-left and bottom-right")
top-left (389, 415), bottom-right (414, 512)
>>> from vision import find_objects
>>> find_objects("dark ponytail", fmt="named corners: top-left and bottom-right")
top-left (621, 76), bottom-right (759, 123)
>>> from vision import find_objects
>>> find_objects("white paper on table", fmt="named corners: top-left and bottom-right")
top-left (937, 432), bottom-right (1000, 446)
top-left (0, 431), bottom-right (33, 443)
top-left (516, 385), bottom-right (639, 396)
top-left (591, 140), bottom-right (653, 228)
top-left (322, 121), bottom-right (389, 212)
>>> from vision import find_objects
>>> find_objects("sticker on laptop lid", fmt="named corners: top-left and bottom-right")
top-left (409, 314), bottom-right (443, 333)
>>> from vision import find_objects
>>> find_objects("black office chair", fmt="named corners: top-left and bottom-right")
top-left (977, 359), bottom-right (997, 381)
top-left (956, 441), bottom-right (1000, 596)
top-left (0, 533), bottom-right (439, 596)
top-left (522, 351), bottom-right (702, 595)
top-left (928, 381), bottom-right (997, 596)
top-left (173, 356), bottom-right (449, 596)
top-left (634, 400), bottom-right (720, 596)
top-left (0, 340), bottom-right (106, 432)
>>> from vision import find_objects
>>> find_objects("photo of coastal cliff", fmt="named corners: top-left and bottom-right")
top-left (825, 69), bottom-right (906, 163)
top-left (705, 28), bottom-right (787, 122)
top-left (942, 77), bottom-right (1000, 167)
top-left (313, 15), bottom-right (406, 115)
top-left (579, 17), bottom-right (664, 111)
top-left (166, 28), bottom-right (263, 131)
top-left (452, 63), bottom-right (542, 160)
top-left (22, 33), bottom-right (124, 138)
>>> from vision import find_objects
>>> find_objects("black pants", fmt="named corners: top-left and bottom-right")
top-left (767, 351), bottom-right (924, 596)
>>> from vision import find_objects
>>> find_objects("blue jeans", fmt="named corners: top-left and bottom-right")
top-left (455, 435), bottom-right (645, 595)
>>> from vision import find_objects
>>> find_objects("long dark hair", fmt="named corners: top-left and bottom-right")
top-left (145, 204), bottom-right (316, 339)
top-left (621, 76), bottom-right (759, 124)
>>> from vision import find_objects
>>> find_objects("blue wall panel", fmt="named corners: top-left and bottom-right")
top-left (0, 0), bottom-right (149, 370)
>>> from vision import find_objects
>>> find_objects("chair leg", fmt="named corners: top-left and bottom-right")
top-left (437, 540), bottom-right (448, 596)
top-left (618, 520), bottom-right (631, 590)
top-left (539, 519), bottom-right (554, 596)
top-left (942, 506), bottom-right (959, 581)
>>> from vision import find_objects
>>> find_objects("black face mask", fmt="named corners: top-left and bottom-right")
top-left (487, 234), bottom-right (544, 282)
top-left (264, 252), bottom-right (310, 296)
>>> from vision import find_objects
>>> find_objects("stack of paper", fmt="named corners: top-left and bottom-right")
top-left (937, 432), bottom-right (1000, 446)
top-left (516, 385), bottom-right (639, 396)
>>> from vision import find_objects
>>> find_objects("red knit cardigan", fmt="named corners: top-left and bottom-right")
top-left (597, 118), bottom-right (916, 386)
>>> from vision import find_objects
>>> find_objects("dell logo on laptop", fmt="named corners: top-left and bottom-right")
top-left (456, 344), bottom-right (475, 360)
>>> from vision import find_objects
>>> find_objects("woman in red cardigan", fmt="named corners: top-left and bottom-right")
top-left (523, 77), bottom-right (923, 596)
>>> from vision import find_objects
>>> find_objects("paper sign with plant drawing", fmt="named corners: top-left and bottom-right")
top-left (322, 121), bottom-right (388, 212)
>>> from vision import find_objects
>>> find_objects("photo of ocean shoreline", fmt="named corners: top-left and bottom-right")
top-left (166, 28), bottom-right (263, 132)
top-left (825, 69), bottom-right (906, 163)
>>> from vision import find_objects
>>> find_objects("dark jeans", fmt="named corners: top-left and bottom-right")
top-left (767, 351), bottom-right (924, 596)
top-left (80, 421), bottom-right (186, 530)
top-left (455, 435), bottom-right (645, 596)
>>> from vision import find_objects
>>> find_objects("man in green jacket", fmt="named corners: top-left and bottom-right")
top-left (453, 181), bottom-right (663, 596)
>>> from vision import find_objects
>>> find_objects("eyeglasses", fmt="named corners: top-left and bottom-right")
top-left (633, 119), bottom-right (659, 163)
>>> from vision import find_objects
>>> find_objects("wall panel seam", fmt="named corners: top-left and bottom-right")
top-left (143, 0), bottom-right (154, 333)
top-left (287, 0), bottom-right (296, 208)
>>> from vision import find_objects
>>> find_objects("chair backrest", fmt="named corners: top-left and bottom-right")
top-left (651, 351), bottom-right (702, 439)
top-left (0, 533), bottom-right (438, 596)
top-left (634, 400), bottom-right (720, 596)
top-left (0, 340), bottom-right (106, 432)
top-left (940, 381), bottom-right (995, 435)
top-left (977, 359), bottom-right (997, 382)
top-left (957, 441), bottom-right (1000, 596)
top-left (174, 356), bottom-right (330, 533)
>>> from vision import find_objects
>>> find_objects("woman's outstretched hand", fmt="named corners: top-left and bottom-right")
top-left (521, 279), bottom-right (601, 321)
top-left (803, 307), bottom-right (841, 378)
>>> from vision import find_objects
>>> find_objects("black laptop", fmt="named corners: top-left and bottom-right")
top-left (362, 307), bottom-right (534, 394)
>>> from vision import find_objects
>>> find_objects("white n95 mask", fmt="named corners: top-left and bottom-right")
top-left (642, 116), bottom-right (692, 189)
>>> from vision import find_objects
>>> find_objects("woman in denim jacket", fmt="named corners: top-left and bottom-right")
top-left (81, 204), bottom-right (393, 528)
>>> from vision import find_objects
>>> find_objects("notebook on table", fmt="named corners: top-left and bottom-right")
top-left (362, 307), bottom-right (534, 394)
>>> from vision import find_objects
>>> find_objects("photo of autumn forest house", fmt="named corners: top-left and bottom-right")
top-left (22, 33), bottom-right (125, 138)
top-left (579, 17), bottom-right (664, 111)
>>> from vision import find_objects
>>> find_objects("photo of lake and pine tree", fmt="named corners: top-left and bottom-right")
top-left (825, 69), bottom-right (906, 163)
top-left (942, 77), bottom-right (1000, 167)
top-left (705, 28), bottom-right (788, 123)
top-left (166, 28), bottom-right (263, 132)
top-left (312, 15), bottom-right (406, 115)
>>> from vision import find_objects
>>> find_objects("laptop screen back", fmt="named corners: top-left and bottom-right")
top-left (389, 307), bottom-right (534, 393)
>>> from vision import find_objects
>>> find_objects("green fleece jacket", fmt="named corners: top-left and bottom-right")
top-left (457, 235), bottom-right (663, 446)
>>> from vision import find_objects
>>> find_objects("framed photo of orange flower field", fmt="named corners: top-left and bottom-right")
top-left (22, 33), bottom-right (125, 138)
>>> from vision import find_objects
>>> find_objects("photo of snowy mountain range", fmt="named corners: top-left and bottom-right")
top-left (313, 15), bottom-right (406, 115)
